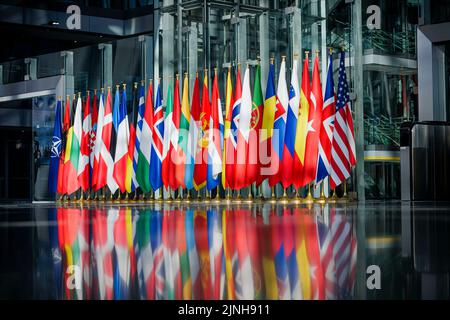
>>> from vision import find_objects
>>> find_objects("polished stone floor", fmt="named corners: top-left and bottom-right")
top-left (0, 201), bottom-right (449, 300)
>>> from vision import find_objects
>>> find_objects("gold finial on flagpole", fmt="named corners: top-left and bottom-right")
top-left (107, 86), bottom-right (111, 92)
top-left (315, 49), bottom-right (320, 57)
top-left (101, 88), bottom-right (104, 93)
top-left (123, 83), bottom-right (126, 89)
top-left (176, 73), bottom-right (179, 80)
top-left (281, 55), bottom-right (286, 61)
top-left (134, 82), bottom-right (138, 89)
top-left (149, 78), bottom-right (153, 84)
top-left (86, 90), bottom-right (90, 95)
top-left (78, 92), bottom-right (81, 98)
top-left (305, 50), bottom-right (310, 59)
top-left (58, 96), bottom-right (62, 101)
top-left (94, 89), bottom-right (97, 95)
top-left (214, 67), bottom-right (218, 74)
top-left (116, 84), bottom-right (120, 90)
top-left (329, 47), bottom-right (333, 55)
top-left (141, 79), bottom-right (145, 85)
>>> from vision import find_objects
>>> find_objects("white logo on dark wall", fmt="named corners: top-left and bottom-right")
top-left (366, 265), bottom-right (381, 290)
top-left (366, 5), bottom-right (381, 30)
top-left (66, 5), bottom-right (81, 30)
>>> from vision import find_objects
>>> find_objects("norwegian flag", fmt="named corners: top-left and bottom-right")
top-left (330, 52), bottom-right (357, 189)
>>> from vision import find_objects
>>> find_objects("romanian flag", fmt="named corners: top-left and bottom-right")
top-left (293, 56), bottom-right (311, 189)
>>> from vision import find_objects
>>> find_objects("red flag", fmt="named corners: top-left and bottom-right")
top-left (170, 77), bottom-right (182, 190)
top-left (304, 213), bottom-right (325, 300)
top-left (194, 211), bottom-right (211, 299)
top-left (79, 93), bottom-right (91, 191)
top-left (90, 92), bottom-right (98, 189)
top-left (301, 55), bottom-right (323, 186)
top-left (57, 96), bottom-right (71, 195)
top-left (225, 68), bottom-right (242, 190)
top-left (193, 74), bottom-right (210, 190)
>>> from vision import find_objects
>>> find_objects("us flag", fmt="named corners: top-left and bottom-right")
top-left (330, 52), bottom-right (356, 189)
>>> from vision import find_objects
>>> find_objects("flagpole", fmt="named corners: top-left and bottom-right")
top-left (340, 180), bottom-right (349, 203)
top-left (316, 181), bottom-right (327, 204)
top-left (304, 183), bottom-right (314, 204)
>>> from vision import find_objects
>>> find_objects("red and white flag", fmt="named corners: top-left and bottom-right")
top-left (78, 92), bottom-right (91, 191)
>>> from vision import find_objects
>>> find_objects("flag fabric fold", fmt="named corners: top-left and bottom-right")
top-left (49, 99), bottom-right (62, 194)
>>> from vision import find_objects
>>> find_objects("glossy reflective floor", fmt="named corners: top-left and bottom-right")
top-left (0, 201), bottom-right (449, 300)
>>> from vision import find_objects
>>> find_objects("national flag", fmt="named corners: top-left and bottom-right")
top-left (185, 75), bottom-right (200, 190)
top-left (270, 213), bottom-right (290, 300)
top-left (177, 74), bottom-right (190, 189)
top-left (162, 82), bottom-right (173, 190)
top-left (248, 64), bottom-right (263, 186)
top-left (78, 93), bottom-right (91, 191)
top-left (207, 69), bottom-right (223, 190)
top-left (185, 210), bottom-right (202, 299)
top-left (234, 66), bottom-right (252, 189)
top-left (133, 83), bottom-right (146, 193)
top-left (90, 92), bottom-right (98, 189)
top-left (293, 56), bottom-right (311, 189)
top-left (225, 67), bottom-right (242, 190)
top-left (48, 208), bottom-right (63, 299)
top-left (260, 62), bottom-right (276, 184)
top-left (57, 96), bottom-right (71, 195)
top-left (171, 77), bottom-right (182, 190)
top-left (126, 84), bottom-right (139, 193)
top-left (330, 52), bottom-right (357, 189)
top-left (280, 58), bottom-right (300, 188)
top-left (136, 82), bottom-right (153, 193)
top-left (93, 90), bottom-right (119, 193)
top-left (221, 67), bottom-right (233, 189)
top-left (150, 83), bottom-right (164, 191)
top-left (64, 95), bottom-right (82, 195)
top-left (259, 209), bottom-right (278, 299)
top-left (207, 210), bottom-right (223, 299)
top-left (48, 99), bottom-right (62, 194)
top-left (113, 87), bottom-right (129, 193)
top-left (194, 211), bottom-right (211, 299)
top-left (316, 54), bottom-right (336, 183)
top-left (193, 73), bottom-right (210, 190)
top-left (301, 55), bottom-right (323, 186)
top-left (268, 58), bottom-right (288, 187)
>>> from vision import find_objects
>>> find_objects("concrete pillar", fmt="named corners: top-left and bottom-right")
top-left (61, 51), bottom-right (74, 97)
top-left (98, 43), bottom-right (113, 89)
top-left (24, 58), bottom-right (37, 81)
top-left (352, 0), bottom-right (366, 201)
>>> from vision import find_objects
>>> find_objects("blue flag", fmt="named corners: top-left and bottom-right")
top-left (48, 100), bottom-right (62, 194)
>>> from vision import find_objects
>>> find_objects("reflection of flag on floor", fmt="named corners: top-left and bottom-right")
top-left (234, 210), bottom-right (254, 300)
top-left (293, 208), bottom-right (311, 299)
top-left (270, 213), bottom-right (290, 300)
top-left (317, 212), bottom-right (337, 299)
top-left (150, 84), bottom-right (164, 191)
top-left (222, 209), bottom-right (236, 300)
top-left (305, 212), bottom-right (325, 300)
top-left (79, 93), bottom-right (91, 191)
top-left (283, 209), bottom-right (302, 299)
top-left (186, 210), bottom-right (202, 299)
top-left (207, 209), bottom-right (223, 299)
top-left (175, 210), bottom-right (191, 299)
top-left (194, 211), bottom-right (211, 299)
top-left (135, 210), bottom-right (154, 299)
top-left (246, 212), bottom-right (264, 299)
top-left (260, 210), bottom-right (278, 300)
top-left (151, 211), bottom-right (164, 299)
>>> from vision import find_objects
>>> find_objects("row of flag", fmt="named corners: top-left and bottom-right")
top-left (49, 206), bottom-right (357, 300)
top-left (48, 51), bottom-right (356, 196)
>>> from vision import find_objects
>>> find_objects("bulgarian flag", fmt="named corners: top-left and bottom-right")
top-left (136, 82), bottom-right (154, 193)
top-left (177, 74), bottom-right (190, 189)
top-left (64, 95), bottom-right (82, 195)
top-left (221, 67), bottom-right (233, 189)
